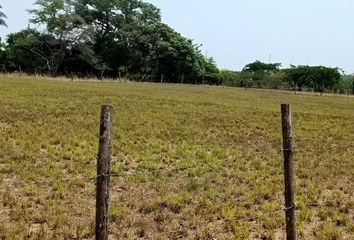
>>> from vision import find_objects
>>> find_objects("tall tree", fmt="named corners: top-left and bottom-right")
top-left (29, 0), bottom-right (104, 75)
top-left (75, 0), bottom-right (215, 82)
top-left (75, 0), bottom-right (162, 77)
top-left (0, 4), bottom-right (7, 27)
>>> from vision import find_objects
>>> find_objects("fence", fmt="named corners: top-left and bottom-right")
top-left (1, 103), bottom-right (350, 239)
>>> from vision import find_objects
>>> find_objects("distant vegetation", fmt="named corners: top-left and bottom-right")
top-left (0, 0), bottom-right (219, 84)
top-left (0, 0), bottom-right (353, 94)
top-left (220, 61), bottom-right (349, 95)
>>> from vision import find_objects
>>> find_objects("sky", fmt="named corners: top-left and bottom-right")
top-left (1, 0), bottom-right (354, 73)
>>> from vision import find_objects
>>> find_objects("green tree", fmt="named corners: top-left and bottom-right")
top-left (0, 4), bottom-right (7, 27)
top-left (2, 0), bottom-right (218, 82)
top-left (0, 38), bottom-right (6, 70)
top-left (336, 75), bottom-right (354, 95)
top-left (155, 24), bottom-right (207, 83)
top-left (75, 0), bottom-right (162, 78)
top-left (240, 71), bottom-right (253, 89)
top-left (29, 0), bottom-right (104, 75)
top-left (243, 60), bottom-right (281, 73)
top-left (242, 60), bottom-right (282, 88)
top-left (199, 57), bottom-right (220, 84)
top-left (220, 70), bottom-right (242, 87)
top-left (75, 0), bottom-right (215, 82)
top-left (4, 29), bottom-right (49, 72)
top-left (283, 65), bottom-right (341, 93)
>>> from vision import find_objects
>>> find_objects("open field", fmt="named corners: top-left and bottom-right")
top-left (0, 77), bottom-right (353, 239)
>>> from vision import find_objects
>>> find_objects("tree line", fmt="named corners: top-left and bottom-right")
top-left (0, 0), bottom-right (353, 94)
top-left (220, 62), bottom-right (353, 95)
top-left (0, 0), bottom-right (219, 83)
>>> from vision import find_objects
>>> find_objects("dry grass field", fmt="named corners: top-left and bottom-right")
top-left (0, 77), bottom-right (353, 239)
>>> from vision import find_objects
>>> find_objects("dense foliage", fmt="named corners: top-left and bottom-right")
top-left (283, 65), bottom-right (342, 93)
top-left (0, 0), bottom-right (218, 83)
top-left (219, 62), bottom-right (347, 94)
top-left (0, 0), bottom-right (353, 94)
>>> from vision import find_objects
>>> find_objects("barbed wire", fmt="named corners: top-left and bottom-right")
top-left (1, 136), bottom-right (353, 207)
top-left (0, 163), bottom-right (203, 190)
top-left (0, 174), bottom-right (112, 190)
top-left (280, 142), bottom-right (354, 153)
top-left (236, 142), bottom-right (354, 155)
top-left (1, 141), bottom-right (353, 190)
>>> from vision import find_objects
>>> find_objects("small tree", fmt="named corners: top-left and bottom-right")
top-left (5, 30), bottom-right (49, 72)
top-left (220, 70), bottom-right (242, 87)
top-left (242, 60), bottom-right (282, 88)
top-left (336, 74), bottom-right (354, 95)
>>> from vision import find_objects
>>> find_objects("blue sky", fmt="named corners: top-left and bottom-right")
top-left (1, 0), bottom-right (354, 73)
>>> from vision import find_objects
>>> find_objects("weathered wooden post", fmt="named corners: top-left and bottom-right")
top-left (281, 104), bottom-right (296, 240)
top-left (96, 105), bottom-right (113, 240)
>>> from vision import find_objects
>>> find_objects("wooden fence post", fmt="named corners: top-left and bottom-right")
top-left (281, 104), bottom-right (296, 240)
top-left (96, 105), bottom-right (113, 240)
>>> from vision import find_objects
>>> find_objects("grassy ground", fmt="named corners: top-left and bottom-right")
top-left (0, 77), bottom-right (353, 239)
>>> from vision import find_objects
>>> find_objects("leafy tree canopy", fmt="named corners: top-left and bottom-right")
top-left (0, 0), bottom-right (218, 82)
top-left (243, 60), bottom-right (281, 73)
top-left (283, 65), bottom-right (341, 93)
